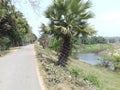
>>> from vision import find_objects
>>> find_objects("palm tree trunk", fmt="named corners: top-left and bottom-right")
top-left (57, 35), bottom-right (71, 67)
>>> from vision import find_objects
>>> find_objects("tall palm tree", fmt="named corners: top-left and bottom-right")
top-left (45, 0), bottom-right (96, 66)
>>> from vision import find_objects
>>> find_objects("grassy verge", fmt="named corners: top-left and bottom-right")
top-left (35, 44), bottom-right (120, 90)
top-left (73, 44), bottom-right (110, 53)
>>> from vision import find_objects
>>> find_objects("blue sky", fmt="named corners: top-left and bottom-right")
top-left (14, 0), bottom-right (120, 37)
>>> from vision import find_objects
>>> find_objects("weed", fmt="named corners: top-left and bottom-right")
top-left (84, 73), bottom-right (102, 87)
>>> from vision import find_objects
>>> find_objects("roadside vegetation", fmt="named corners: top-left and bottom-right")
top-left (35, 45), bottom-right (99, 90)
top-left (35, 44), bottom-right (120, 90)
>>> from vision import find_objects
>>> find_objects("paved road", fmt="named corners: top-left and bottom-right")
top-left (0, 44), bottom-right (41, 90)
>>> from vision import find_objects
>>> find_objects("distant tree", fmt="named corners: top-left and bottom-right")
top-left (90, 36), bottom-right (97, 44)
top-left (39, 24), bottom-right (49, 49)
top-left (22, 28), bottom-right (37, 45)
top-left (109, 39), bottom-right (116, 43)
top-left (39, 34), bottom-right (49, 49)
top-left (96, 36), bottom-right (107, 44)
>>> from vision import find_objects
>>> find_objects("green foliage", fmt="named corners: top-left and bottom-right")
top-left (70, 67), bottom-right (102, 87)
top-left (71, 68), bottom-right (80, 77)
top-left (49, 37), bottom-right (61, 52)
top-left (111, 56), bottom-right (120, 71)
top-left (84, 73), bottom-right (102, 87)
top-left (81, 36), bottom-right (107, 44)
top-left (95, 36), bottom-right (107, 44)
top-left (0, 37), bottom-right (10, 50)
top-left (0, 0), bottom-right (36, 49)
top-left (45, 0), bottom-right (96, 38)
top-left (22, 30), bottom-right (37, 45)
top-left (109, 39), bottom-right (116, 43)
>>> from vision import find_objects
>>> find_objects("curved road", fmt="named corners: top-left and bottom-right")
top-left (0, 44), bottom-right (41, 90)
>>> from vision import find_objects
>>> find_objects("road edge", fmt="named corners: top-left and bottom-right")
top-left (33, 44), bottom-right (46, 90)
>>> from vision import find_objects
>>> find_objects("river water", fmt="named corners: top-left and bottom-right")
top-left (77, 53), bottom-right (101, 65)
top-left (77, 53), bottom-right (115, 70)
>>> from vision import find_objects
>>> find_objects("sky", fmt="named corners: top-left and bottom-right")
top-left (13, 0), bottom-right (120, 37)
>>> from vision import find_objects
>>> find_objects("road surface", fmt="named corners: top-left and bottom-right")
top-left (0, 44), bottom-right (41, 90)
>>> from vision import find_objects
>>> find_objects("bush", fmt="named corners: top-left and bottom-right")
top-left (49, 37), bottom-right (61, 52)
top-left (0, 37), bottom-right (11, 51)
top-left (112, 56), bottom-right (120, 71)
top-left (71, 68), bottom-right (80, 77)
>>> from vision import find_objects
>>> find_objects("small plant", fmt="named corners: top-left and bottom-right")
top-left (71, 68), bottom-right (80, 77)
top-left (84, 73), bottom-right (102, 87)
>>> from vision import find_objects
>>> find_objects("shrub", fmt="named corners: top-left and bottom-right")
top-left (71, 68), bottom-right (80, 77)
top-left (49, 37), bottom-right (61, 52)
top-left (0, 37), bottom-right (11, 51)
top-left (112, 56), bottom-right (120, 71)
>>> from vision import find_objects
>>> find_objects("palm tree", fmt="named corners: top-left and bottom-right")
top-left (44, 0), bottom-right (96, 66)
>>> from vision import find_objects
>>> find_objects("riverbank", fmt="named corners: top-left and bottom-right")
top-left (35, 44), bottom-right (120, 90)
top-left (99, 43), bottom-right (120, 71)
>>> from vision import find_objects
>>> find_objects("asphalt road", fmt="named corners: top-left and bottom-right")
top-left (0, 44), bottom-right (41, 90)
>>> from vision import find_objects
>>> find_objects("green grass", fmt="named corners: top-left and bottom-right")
top-left (35, 44), bottom-right (120, 90)
top-left (73, 44), bottom-right (110, 53)
top-left (70, 67), bottom-right (102, 87)
top-left (68, 59), bottom-right (120, 90)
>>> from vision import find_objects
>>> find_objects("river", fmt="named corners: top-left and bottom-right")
top-left (77, 53), bottom-right (101, 65)
top-left (77, 53), bottom-right (115, 70)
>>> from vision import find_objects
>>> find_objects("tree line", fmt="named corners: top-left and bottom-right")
top-left (0, 0), bottom-right (37, 51)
